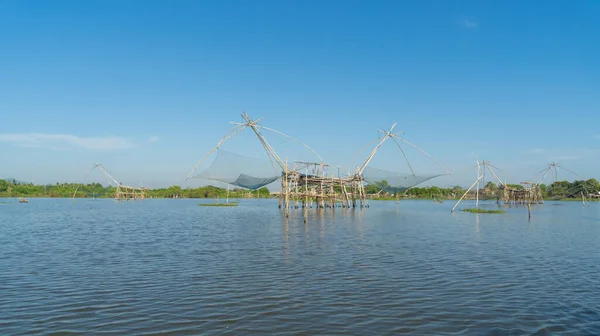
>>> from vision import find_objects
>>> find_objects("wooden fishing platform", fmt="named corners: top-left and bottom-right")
top-left (188, 112), bottom-right (445, 222)
top-left (93, 164), bottom-right (147, 200)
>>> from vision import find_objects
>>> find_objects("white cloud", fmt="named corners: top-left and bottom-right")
top-left (0, 133), bottom-right (135, 150)
top-left (517, 147), bottom-right (598, 162)
top-left (549, 148), bottom-right (599, 162)
top-left (148, 136), bottom-right (160, 143)
top-left (550, 155), bottom-right (582, 161)
top-left (463, 20), bottom-right (479, 28)
top-left (527, 148), bottom-right (547, 155)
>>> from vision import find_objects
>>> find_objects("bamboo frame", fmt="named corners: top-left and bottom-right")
top-left (188, 114), bottom-right (443, 213)
top-left (93, 163), bottom-right (147, 200)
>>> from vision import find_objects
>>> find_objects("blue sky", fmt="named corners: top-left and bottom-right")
top-left (1, 0), bottom-right (599, 188)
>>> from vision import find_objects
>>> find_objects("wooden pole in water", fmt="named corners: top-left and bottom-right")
top-left (72, 185), bottom-right (80, 200)
top-left (285, 158), bottom-right (289, 218)
top-left (279, 177), bottom-right (283, 208)
top-left (528, 202), bottom-right (531, 221)
top-left (320, 169), bottom-right (325, 209)
top-left (451, 175), bottom-right (483, 213)
top-left (304, 166), bottom-right (308, 223)
top-left (476, 160), bottom-right (481, 209)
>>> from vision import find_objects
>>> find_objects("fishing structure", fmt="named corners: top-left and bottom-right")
top-left (452, 160), bottom-right (500, 212)
top-left (187, 112), bottom-right (446, 219)
top-left (532, 162), bottom-right (591, 205)
top-left (92, 163), bottom-right (147, 200)
top-left (501, 181), bottom-right (544, 205)
top-left (451, 159), bottom-right (540, 212)
top-left (452, 160), bottom-right (596, 214)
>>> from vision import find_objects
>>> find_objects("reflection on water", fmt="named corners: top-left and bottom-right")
top-left (1, 198), bottom-right (600, 335)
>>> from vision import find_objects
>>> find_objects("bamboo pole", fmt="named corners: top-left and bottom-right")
top-left (476, 160), bottom-right (481, 209)
top-left (285, 158), bottom-right (289, 218)
top-left (304, 166), bottom-right (308, 223)
top-left (451, 175), bottom-right (483, 213)
top-left (72, 185), bottom-right (80, 200)
top-left (279, 177), bottom-right (283, 208)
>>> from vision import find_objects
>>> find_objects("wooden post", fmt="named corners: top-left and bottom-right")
top-left (476, 160), bottom-right (480, 209)
top-left (279, 177), bottom-right (283, 208)
top-left (295, 175), bottom-right (299, 209)
top-left (304, 167), bottom-right (308, 223)
top-left (284, 158), bottom-right (289, 217)
top-left (451, 175), bottom-right (483, 213)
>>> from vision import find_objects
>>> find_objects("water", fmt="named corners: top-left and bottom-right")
top-left (1, 198), bottom-right (600, 335)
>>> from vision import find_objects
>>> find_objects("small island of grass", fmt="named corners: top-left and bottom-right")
top-left (198, 202), bottom-right (239, 207)
top-left (461, 208), bottom-right (505, 214)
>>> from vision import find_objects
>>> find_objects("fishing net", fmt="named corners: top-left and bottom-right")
top-left (192, 149), bottom-right (281, 190)
top-left (362, 166), bottom-right (444, 193)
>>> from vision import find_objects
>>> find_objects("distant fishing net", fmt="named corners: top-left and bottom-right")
top-left (192, 149), bottom-right (281, 190)
top-left (362, 166), bottom-right (444, 193)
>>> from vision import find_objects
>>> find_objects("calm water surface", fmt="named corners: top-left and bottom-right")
top-left (1, 198), bottom-right (600, 335)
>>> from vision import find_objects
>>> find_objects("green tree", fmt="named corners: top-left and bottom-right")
top-left (0, 179), bottom-right (8, 193)
top-left (586, 178), bottom-right (600, 194)
top-left (451, 185), bottom-right (463, 196)
top-left (484, 181), bottom-right (498, 191)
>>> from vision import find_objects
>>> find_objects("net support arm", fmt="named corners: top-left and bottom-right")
top-left (240, 112), bottom-right (286, 172)
top-left (93, 163), bottom-right (121, 187)
top-left (357, 123), bottom-right (397, 176)
top-left (390, 134), bottom-right (449, 175)
top-left (247, 124), bottom-right (325, 164)
top-left (486, 165), bottom-right (505, 186)
top-left (451, 174), bottom-right (483, 213)
top-left (390, 136), bottom-right (416, 177)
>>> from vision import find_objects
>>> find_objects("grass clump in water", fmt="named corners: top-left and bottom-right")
top-left (198, 202), bottom-right (239, 207)
top-left (461, 208), bottom-right (505, 214)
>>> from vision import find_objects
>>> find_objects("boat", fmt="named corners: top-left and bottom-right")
top-left (18, 197), bottom-right (29, 203)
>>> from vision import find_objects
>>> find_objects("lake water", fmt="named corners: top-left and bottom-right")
top-left (1, 198), bottom-right (600, 335)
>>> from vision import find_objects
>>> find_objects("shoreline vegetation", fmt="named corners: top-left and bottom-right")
top-left (1, 179), bottom-right (599, 201)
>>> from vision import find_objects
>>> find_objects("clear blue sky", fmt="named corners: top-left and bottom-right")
top-left (1, 0), bottom-right (599, 188)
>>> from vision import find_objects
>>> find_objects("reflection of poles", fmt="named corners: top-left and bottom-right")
top-left (582, 191), bottom-right (590, 207)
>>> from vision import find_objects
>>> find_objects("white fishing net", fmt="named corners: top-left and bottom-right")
top-left (192, 149), bottom-right (281, 190)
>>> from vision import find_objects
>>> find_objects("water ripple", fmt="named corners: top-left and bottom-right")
top-left (1, 199), bottom-right (600, 334)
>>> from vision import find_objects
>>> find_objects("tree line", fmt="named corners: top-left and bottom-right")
top-left (371, 179), bottom-right (600, 200)
top-left (0, 180), bottom-right (270, 199)
top-left (2, 178), bottom-right (599, 200)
